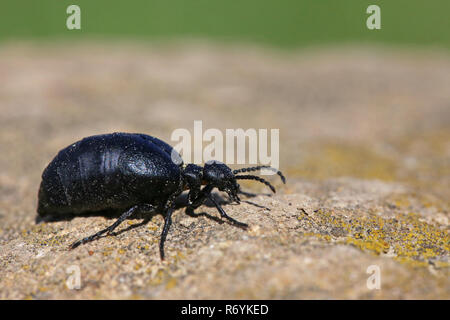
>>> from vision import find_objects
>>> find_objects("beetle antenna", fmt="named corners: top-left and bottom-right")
top-left (233, 166), bottom-right (286, 184)
top-left (235, 175), bottom-right (276, 193)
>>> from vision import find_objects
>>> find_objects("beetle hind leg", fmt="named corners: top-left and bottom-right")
top-left (69, 205), bottom-right (140, 250)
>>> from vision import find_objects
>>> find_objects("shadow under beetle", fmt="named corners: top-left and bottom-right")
top-left (37, 133), bottom-right (286, 260)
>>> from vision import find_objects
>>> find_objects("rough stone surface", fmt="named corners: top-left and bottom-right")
top-left (0, 43), bottom-right (449, 299)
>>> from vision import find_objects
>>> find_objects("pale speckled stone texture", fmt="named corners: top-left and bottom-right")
top-left (0, 43), bottom-right (448, 299)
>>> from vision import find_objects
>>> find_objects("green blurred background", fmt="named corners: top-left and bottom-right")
top-left (1, 0), bottom-right (449, 48)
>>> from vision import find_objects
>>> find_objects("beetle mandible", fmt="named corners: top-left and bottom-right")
top-left (37, 132), bottom-right (286, 259)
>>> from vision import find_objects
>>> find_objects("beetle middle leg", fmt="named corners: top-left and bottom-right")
top-left (159, 192), bottom-right (181, 260)
top-left (159, 207), bottom-right (174, 260)
top-left (69, 204), bottom-right (147, 249)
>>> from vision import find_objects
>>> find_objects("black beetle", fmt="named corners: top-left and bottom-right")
top-left (37, 132), bottom-right (285, 259)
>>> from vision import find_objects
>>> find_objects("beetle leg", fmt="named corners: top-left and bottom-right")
top-left (69, 205), bottom-right (139, 250)
top-left (208, 194), bottom-right (248, 229)
top-left (185, 185), bottom-right (212, 217)
top-left (186, 184), bottom-right (247, 228)
top-left (159, 207), bottom-right (174, 260)
top-left (189, 185), bottom-right (214, 208)
top-left (186, 185), bottom-right (247, 228)
top-left (159, 189), bottom-right (182, 260)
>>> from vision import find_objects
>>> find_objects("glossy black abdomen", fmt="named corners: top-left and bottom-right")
top-left (37, 133), bottom-right (183, 218)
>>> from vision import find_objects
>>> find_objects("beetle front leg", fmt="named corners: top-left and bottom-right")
top-left (185, 184), bottom-right (213, 216)
top-left (188, 185), bottom-right (213, 208)
top-left (186, 185), bottom-right (248, 229)
top-left (208, 195), bottom-right (248, 229)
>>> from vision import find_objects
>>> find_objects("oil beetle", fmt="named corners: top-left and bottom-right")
top-left (37, 133), bottom-right (285, 259)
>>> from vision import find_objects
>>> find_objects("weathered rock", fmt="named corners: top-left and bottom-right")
top-left (0, 43), bottom-right (448, 299)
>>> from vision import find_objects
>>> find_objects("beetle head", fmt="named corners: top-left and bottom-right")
top-left (184, 161), bottom-right (286, 205)
top-left (203, 160), bottom-right (241, 203)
